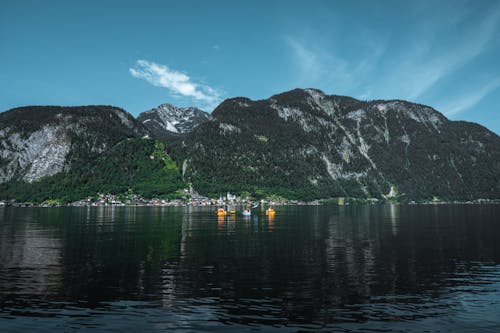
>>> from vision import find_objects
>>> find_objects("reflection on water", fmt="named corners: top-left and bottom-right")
top-left (0, 205), bottom-right (500, 332)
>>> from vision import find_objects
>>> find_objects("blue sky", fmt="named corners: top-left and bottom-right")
top-left (1, 0), bottom-right (500, 133)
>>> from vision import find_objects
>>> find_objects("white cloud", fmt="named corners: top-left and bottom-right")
top-left (440, 78), bottom-right (500, 117)
top-left (130, 59), bottom-right (222, 111)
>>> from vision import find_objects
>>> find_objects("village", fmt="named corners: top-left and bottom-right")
top-left (0, 190), bottom-right (321, 208)
top-left (1, 190), bottom-right (498, 208)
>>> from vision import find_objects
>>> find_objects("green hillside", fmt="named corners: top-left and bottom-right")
top-left (0, 139), bottom-right (186, 203)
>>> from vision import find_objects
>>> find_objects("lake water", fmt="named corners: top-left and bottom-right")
top-left (0, 205), bottom-right (499, 332)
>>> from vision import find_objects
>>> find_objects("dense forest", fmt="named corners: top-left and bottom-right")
top-left (0, 139), bottom-right (185, 203)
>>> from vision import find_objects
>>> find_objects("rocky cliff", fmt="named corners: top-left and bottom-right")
top-left (0, 106), bottom-right (148, 184)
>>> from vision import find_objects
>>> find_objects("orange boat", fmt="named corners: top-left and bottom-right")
top-left (217, 208), bottom-right (228, 216)
top-left (265, 207), bottom-right (275, 216)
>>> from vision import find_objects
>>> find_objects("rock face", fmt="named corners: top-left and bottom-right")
top-left (137, 104), bottom-right (211, 141)
top-left (172, 88), bottom-right (500, 200)
top-left (0, 106), bottom-right (148, 184)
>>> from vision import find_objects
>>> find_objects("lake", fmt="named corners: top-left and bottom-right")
top-left (0, 204), bottom-right (499, 332)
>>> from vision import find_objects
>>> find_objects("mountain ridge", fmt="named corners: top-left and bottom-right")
top-left (1, 89), bottom-right (499, 202)
top-left (172, 88), bottom-right (500, 200)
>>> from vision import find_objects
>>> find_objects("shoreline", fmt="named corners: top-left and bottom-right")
top-left (1, 197), bottom-right (499, 208)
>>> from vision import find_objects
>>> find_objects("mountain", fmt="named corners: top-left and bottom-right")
top-left (2, 90), bottom-right (499, 203)
top-left (0, 106), bottom-right (148, 183)
top-left (137, 104), bottom-right (211, 141)
top-left (1, 138), bottom-right (185, 203)
top-left (0, 105), bottom-right (186, 203)
top-left (171, 88), bottom-right (500, 201)
top-left (0, 105), bottom-right (149, 184)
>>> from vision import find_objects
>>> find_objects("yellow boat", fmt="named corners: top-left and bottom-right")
top-left (265, 208), bottom-right (276, 215)
top-left (217, 208), bottom-right (228, 216)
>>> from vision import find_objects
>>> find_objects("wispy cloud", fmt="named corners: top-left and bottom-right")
top-left (380, 7), bottom-right (500, 101)
top-left (399, 12), bottom-right (499, 99)
top-left (129, 59), bottom-right (222, 111)
top-left (284, 3), bottom-right (499, 111)
top-left (439, 78), bottom-right (500, 117)
top-left (285, 36), bottom-right (385, 94)
top-left (286, 37), bottom-right (322, 81)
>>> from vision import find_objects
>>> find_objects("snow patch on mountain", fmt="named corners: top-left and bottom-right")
top-left (138, 103), bottom-right (211, 136)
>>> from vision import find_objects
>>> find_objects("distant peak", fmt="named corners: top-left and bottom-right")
top-left (137, 102), bottom-right (211, 136)
top-left (156, 103), bottom-right (177, 109)
top-left (152, 103), bottom-right (203, 113)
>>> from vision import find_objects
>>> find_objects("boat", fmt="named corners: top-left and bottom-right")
top-left (265, 207), bottom-right (276, 215)
top-left (242, 209), bottom-right (251, 216)
top-left (217, 208), bottom-right (228, 216)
